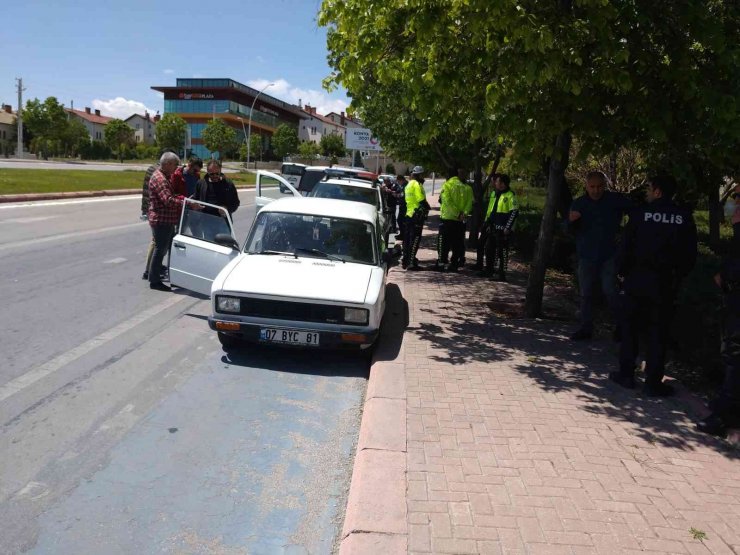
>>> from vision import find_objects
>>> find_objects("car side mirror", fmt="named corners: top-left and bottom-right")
top-left (215, 234), bottom-right (240, 250)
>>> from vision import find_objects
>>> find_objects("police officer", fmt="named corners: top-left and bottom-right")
top-left (436, 168), bottom-right (473, 272)
top-left (402, 166), bottom-right (429, 270)
top-left (478, 174), bottom-right (519, 281)
top-left (610, 175), bottom-right (698, 396)
top-left (698, 186), bottom-right (740, 436)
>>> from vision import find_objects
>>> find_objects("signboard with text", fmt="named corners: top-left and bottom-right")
top-left (345, 128), bottom-right (382, 151)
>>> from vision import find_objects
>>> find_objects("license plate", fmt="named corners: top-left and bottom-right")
top-left (259, 328), bottom-right (320, 346)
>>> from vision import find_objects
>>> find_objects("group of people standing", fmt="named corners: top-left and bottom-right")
top-left (140, 152), bottom-right (240, 291)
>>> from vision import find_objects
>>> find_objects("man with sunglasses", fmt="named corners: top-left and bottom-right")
top-left (194, 159), bottom-right (240, 216)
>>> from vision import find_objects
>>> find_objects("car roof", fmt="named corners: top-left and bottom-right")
top-left (260, 197), bottom-right (378, 224)
top-left (319, 178), bottom-right (379, 190)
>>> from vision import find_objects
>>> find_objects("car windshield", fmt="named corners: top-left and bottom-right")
top-left (244, 211), bottom-right (377, 265)
top-left (281, 164), bottom-right (304, 176)
top-left (308, 182), bottom-right (379, 210)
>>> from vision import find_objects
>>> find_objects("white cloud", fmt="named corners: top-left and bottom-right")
top-left (163, 69), bottom-right (175, 74)
top-left (247, 78), bottom-right (348, 116)
top-left (91, 97), bottom-right (159, 119)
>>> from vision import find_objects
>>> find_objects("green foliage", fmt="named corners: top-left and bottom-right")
top-left (134, 143), bottom-right (159, 160)
top-left (298, 141), bottom-right (320, 159)
top-left (155, 113), bottom-right (187, 151)
top-left (201, 118), bottom-right (238, 159)
top-left (23, 97), bottom-right (74, 158)
top-left (60, 118), bottom-right (89, 157)
top-left (104, 119), bottom-right (135, 162)
top-left (690, 528), bottom-right (708, 542)
top-left (249, 134), bottom-right (263, 160)
top-left (272, 124), bottom-right (299, 158)
top-left (79, 140), bottom-right (112, 160)
top-left (385, 163), bottom-right (396, 175)
top-left (319, 133), bottom-right (346, 158)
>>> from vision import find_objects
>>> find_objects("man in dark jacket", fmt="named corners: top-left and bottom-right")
top-left (610, 175), bottom-right (697, 396)
top-left (698, 186), bottom-right (740, 436)
top-left (194, 159), bottom-right (240, 215)
top-left (569, 171), bottom-right (633, 340)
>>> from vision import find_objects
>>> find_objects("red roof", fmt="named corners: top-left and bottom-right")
top-left (66, 108), bottom-right (113, 125)
top-left (302, 109), bottom-right (346, 129)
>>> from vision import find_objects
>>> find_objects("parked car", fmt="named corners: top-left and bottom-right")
top-left (279, 162), bottom-right (306, 193)
top-left (297, 166), bottom-right (377, 195)
top-left (169, 197), bottom-right (390, 353)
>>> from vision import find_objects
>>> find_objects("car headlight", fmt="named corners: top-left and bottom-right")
top-left (217, 296), bottom-right (241, 313)
top-left (344, 307), bottom-right (369, 324)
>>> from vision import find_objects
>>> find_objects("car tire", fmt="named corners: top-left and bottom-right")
top-left (217, 332), bottom-right (241, 349)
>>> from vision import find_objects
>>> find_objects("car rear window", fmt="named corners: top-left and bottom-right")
top-left (309, 183), bottom-right (379, 209)
top-left (281, 164), bottom-right (304, 176)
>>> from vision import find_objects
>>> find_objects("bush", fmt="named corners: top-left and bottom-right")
top-left (79, 140), bottom-right (113, 160)
top-left (385, 163), bottom-right (396, 174)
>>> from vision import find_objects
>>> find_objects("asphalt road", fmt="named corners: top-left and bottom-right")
top-left (0, 191), bottom-right (368, 554)
top-left (0, 160), bottom-right (241, 173)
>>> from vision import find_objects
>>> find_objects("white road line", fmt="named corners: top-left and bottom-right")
top-left (0, 216), bottom-right (59, 224)
top-left (0, 294), bottom-right (188, 403)
top-left (0, 222), bottom-right (144, 255)
top-left (0, 196), bottom-right (140, 210)
top-left (104, 257), bottom-right (127, 264)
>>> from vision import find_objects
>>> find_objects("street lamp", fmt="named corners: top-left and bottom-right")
top-left (246, 82), bottom-right (274, 170)
top-left (237, 116), bottom-right (248, 166)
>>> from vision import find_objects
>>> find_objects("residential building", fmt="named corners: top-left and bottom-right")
top-left (0, 104), bottom-right (16, 143)
top-left (152, 78), bottom-right (304, 159)
top-left (125, 112), bottom-right (160, 145)
top-left (66, 107), bottom-right (113, 142)
top-left (325, 111), bottom-right (364, 129)
top-left (299, 105), bottom-right (347, 144)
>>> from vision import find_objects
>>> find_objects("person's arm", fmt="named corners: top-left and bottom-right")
top-left (150, 174), bottom-right (183, 209)
top-left (504, 193), bottom-right (519, 234)
top-left (226, 179), bottom-right (240, 214)
top-left (677, 211), bottom-right (698, 278)
top-left (568, 197), bottom-right (583, 234)
top-left (616, 209), bottom-right (637, 278)
top-left (140, 165), bottom-right (155, 216)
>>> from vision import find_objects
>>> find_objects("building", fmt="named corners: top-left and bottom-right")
top-left (125, 112), bottom-right (160, 145)
top-left (325, 111), bottom-right (364, 129)
top-left (151, 78), bottom-right (305, 159)
top-left (66, 107), bottom-right (113, 142)
top-left (298, 105), bottom-right (346, 144)
top-left (0, 104), bottom-right (16, 143)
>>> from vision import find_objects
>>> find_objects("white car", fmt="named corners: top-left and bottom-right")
top-left (168, 196), bottom-right (389, 352)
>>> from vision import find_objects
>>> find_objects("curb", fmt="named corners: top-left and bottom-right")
top-left (339, 272), bottom-right (408, 555)
top-left (0, 185), bottom-right (256, 205)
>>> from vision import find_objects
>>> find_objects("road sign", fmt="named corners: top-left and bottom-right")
top-left (345, 128), bottom-right (382, 151)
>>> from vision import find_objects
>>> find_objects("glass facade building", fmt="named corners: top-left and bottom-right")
top-left (152, 78), bottom-right (303, 160)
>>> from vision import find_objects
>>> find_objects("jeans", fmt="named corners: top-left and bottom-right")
top-left (148, 224), bottom-right (175, 284)
top-left (577, 256), bottom-right (618, 332)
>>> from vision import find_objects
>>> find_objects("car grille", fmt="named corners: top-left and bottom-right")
top-left (237, 298), bottom-right (354, 325)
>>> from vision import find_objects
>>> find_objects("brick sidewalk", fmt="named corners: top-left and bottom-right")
top-left (344, 199), bottom-right (740, 555)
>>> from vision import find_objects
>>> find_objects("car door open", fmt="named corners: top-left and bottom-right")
top-left (256, 170), bottom-right (301, 213)
top-left (169, 199), bottom-right (240, 297)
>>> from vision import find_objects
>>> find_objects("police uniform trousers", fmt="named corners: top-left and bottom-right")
top-left (618, 285), bottom-right (674, 386)
top-left (437, 219), bottom-right (466, 266)
top-left (715, 292), bottom-right (740, 421)
top-left (485, 229), bottom-right (510, 276)
top-left (402, 213), bottom-right (424, 267)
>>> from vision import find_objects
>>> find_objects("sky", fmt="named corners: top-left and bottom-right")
top-left (0, 0), bottom-right (349, 119)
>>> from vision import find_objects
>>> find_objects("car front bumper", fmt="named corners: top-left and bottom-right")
top-left (208, 318), bottom-right (380, 350)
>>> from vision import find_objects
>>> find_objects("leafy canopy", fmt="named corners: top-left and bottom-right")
top-left (201, 118), bottom-right (238, 159)
top-left (272, 124), bottom-right (300, 158)
top-left (155, 113), bottom-right (187, 151)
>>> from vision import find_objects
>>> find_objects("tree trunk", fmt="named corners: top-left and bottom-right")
top-left (708, 186), bottom-right (721, 252)
top-left (469, 145), bottom-right (504, 247)
top-left (525, 131), bottom-right (572, 318)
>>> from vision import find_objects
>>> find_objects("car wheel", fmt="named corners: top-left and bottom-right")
top-left (217, 332), bottom-right (241, 349)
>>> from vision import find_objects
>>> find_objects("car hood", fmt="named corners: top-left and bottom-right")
top-left (220, 254), bottom-right (374, 304)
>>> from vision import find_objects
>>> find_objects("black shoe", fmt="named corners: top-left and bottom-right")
top-left (447, 265), bottom-right (459, 273)
top-left (697, 413), bottom-right (728, 437)
top-left (142, 271), bottom-right (149, 280)
top-left (150, 282), bottom-right (172, 292)
top-left (570, 329), bottom-right (593, 341)
top-left (471, 264), bottom-right (484, 271)
top-left (608, 372), bottom-right (636, 389)
top-left (434, 263), bottom-right (447, 272)
top-left (477, 270), bottom-right (493, 278)
top-left (489, 273), bottom-right (507, 282)
top-left (643, 382), bottom-right (675, 397)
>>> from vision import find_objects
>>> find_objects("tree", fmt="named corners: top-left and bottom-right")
top-left (320, 0), bottom-right (740, 316)
top-left (272, 124), bottom-right (299, 159)
top-left (155, 113), bottom-right (187, 152)
top-left (249, 134), bottom-right (263, 161)
top-left (319, 133), bottom-right (346, 158)
top-left (298, 141), bottom-right (321, 159)
top-left (60, 118), bottom-right (90, 157)
top-left (23, 97), bottom-right (69, 159)
top-left (104, 119), bottom-right (136, 163)
top-left (201, 118), bottom-right (238, 159)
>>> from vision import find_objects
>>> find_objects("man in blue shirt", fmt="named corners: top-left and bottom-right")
top-left (569, 171), bottom-right (633, 340)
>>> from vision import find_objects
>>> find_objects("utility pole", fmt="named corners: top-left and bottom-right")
top-left (16, 77), bottom-right (25, 159)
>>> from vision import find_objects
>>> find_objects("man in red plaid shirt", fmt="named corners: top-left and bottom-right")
top-left (147, 152), bottom-right (184, 291)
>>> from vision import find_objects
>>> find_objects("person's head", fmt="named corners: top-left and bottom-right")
top-left (396, 174), bottom-right (407, 184)
top-left (159, 152), bottom-right (181, 176)
top-left (188, 156), bottom-right (203, 173)
top-left (206, 159), bottom-right (223, 181)
top-left (411, 165), bottom-right (425, 179)
top-left (495, 173), bottom-right (511, 191)
top-left (585, 170), bottom-right (608, 201)
top-left (457, 168), bottom-right (467, 181)
top-left (646, 174), bottom-right (677, 203)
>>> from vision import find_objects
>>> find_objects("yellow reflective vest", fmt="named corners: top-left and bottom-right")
top-left (485, 188), bottom-right (519, 230)
top-left (439, 177), bottom-right (473, 221)
top-left (405, 179), bottom-right (426, 217)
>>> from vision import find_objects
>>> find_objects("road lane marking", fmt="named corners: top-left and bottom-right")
top-left (0, 216), bottom-right (59, 224)
top-left (0, 191), bottom-right (257, 210)
top-left (104, 257), bottom-right (127, 264)
top-left (0, 294), bottom-right (188, 403)
top-left (0, 223), bottom-right (144, 255)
